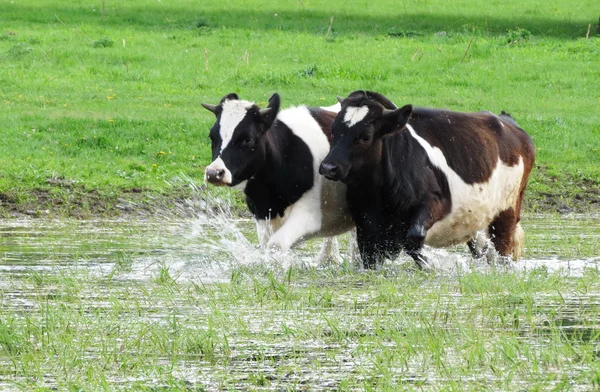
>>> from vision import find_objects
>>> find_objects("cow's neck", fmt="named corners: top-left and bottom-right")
top-left (364, 131), bottom-right (429, 211)
top-left (243, 129), bottom-right (311, 220)
top-left (261, 130), bottom-right (296, 187)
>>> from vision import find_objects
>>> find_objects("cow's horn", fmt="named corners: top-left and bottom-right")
top-left (336, 96), bottom-right (344, 104)
top-left (382, 108), bottom-right (396, 116)
top-left (201, 103), bottom-right (218, 113)
top-left (259, 107), bottom-right (272, 116)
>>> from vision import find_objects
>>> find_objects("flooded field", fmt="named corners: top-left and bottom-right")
top-left (0, 212), bottom-right (599, 390)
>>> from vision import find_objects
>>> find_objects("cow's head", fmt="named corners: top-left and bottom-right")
top-left (201, 93), bottom-right (280, 188)
top-left (319, 90), bottom-right (412, 184)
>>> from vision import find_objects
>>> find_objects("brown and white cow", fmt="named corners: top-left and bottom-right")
top-left (201, 93), bottom-right (355, 262)
top-left (319, 90), bottom-right (535, 270)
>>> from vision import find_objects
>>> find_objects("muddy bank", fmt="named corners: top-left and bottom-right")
top-left (1, 174), bottom-right (599, 219)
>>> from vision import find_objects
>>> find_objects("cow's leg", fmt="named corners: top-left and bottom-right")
top-left (356, 226), bottom-right (383, 270)
top-left (316, 237), bottom-right (342, 265)
top-left (404, 203), bottom-right (446, 270)
top-left (509, 182), bottom-right (529, 261)
top-left (255, 219), bottom-right (272, 248)
top-left (267, 192), bottom-right (321, 251)
top-left (488, 208), bottom-right (518, 261)
top-left (348, 229), bottom-right (361, 268)
top-left (512, 221), bottom-right (525, 261)
top-left (404, 207), bottom-right (430, 270)
top-left (467, 231), bottom-right (489, 259)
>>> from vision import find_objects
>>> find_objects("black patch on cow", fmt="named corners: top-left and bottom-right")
top-left (341, 129), bottom-right (453, 268)
top-left (244, 120), bottom-right (314, 220)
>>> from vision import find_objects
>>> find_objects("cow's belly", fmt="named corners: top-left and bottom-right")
top-left (425, 157), bottom-right (524, 247)
top-left (319, 179), bottom-right (354, 237)
top-left (304, 178), bottom-right (354, 240)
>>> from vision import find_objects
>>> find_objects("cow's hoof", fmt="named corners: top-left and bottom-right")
top-left (486, 252), bottom-right (516, 270)
top-left (317, 253), bottom-right (343, 266)
top-left (266, 235), bottom-right (291, 253)
top-left (414, 255), bottom-right (434, 272)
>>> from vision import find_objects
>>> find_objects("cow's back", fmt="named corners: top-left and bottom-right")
top-left (405, 109), bottom-right (533, 247)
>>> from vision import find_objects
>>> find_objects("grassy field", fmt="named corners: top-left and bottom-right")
top-left (0, 0), bottom-right (599, 217)
top-left (4, 262), bottom-right (600, 390)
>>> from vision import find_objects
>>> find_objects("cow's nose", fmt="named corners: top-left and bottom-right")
top-left (206, 168), bottom-right (225, 183)
top-left (319, 162), bottom-right (340, 181)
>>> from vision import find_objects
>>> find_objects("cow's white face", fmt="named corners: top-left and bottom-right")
top-left (202, 93), bottom-right (279, 188)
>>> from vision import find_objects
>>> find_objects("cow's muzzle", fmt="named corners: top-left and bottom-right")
top-left (205, 168), bottom-right (226, 185)
top-left (319, 162), bottom-right (342, 181)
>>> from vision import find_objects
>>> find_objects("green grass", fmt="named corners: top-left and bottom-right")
top-left (2, 257), bottom-right (600, 390)
top-left (0, 0), bottom-right (599, 217)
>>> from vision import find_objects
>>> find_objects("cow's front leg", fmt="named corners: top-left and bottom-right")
top-left (266, 193), bottom-right (321, 251)
top-left (467, 230), bottom-right (489, 259)
top-left (404, 205), bottom-right (434, 270)
top-left (348, 229), bottom-right (361, 268)
top-left (356, 226), bottom-right (384, 270)
top-left (255, 219), bottom-right (272, 248)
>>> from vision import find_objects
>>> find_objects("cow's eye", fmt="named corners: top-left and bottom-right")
top-left (358, 133), bottom-right (371, 143)
top-left (242, 137), bottom-right (253, 146)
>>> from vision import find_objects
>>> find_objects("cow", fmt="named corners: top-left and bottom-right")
top-left (319, 90), bottom-right (535, 270)
top-left (201, 92), bottom-right (355, 262)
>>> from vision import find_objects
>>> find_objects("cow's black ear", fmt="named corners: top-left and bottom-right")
top-left (259, 93), bottom-right (280, 130)
top-left (381, 104), bottom-right (412, 135)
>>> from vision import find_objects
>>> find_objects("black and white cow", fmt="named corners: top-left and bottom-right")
top-left (319, 91), bottom-right (535, 270)
top-left (201, 93), bottom-right (354, 259)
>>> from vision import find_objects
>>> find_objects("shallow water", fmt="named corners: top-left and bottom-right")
top-left (2, 213), bottom-right (598, 282)
top-left (0, 213), bottom-right (599, 390)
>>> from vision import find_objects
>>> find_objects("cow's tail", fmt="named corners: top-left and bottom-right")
top-left (511, 221), bottom-right (525, 261)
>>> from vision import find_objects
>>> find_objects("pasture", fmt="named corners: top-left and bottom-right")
top-left (0, 0), bottom-right (599, 216)
top-left (1, 0), bottom-right (600, 390)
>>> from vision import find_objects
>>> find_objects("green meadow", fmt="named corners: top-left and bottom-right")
top-left (0, 0), bottom-right (599, 216)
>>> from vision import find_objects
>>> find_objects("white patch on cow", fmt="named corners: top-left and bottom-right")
top-left (204, 156), bottom-right (233, 185)
top-left (343, 105), bottom-right (369, 127)
top-left (205, 99), bottom-right (254, 188)
top-left (320, 102), bottom-right (341, 113)
top-left (219, 99), bottom-right (254, 152)
top-left (265, 106), bottom-right (335, 250)
top-left (267, 195), bottom-right (320, 250)
top-left (404, 124), bottom-right (525, 248)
